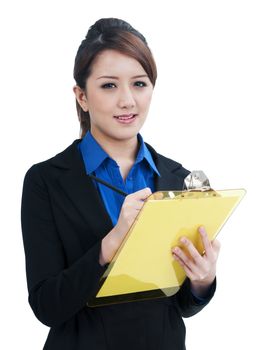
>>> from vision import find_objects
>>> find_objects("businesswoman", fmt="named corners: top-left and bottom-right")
top-left (21, 18), bottom-right (220, 350)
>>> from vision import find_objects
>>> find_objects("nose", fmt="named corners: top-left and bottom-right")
top-left (117, 86), bottom-right (136, 109)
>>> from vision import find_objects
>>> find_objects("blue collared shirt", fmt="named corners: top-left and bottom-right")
top-left (78, 131), bottom-right (160, 226)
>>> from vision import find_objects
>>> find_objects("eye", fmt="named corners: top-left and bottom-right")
top-left (134, 81), bottom-right (147, 87)
top-left (101, 81), bottom-right (147, 89)
top-left (101, 83), bottom-right (116, 89)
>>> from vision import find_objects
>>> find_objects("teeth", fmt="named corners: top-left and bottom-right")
top-left (115, 115), bottom-right (135, 120)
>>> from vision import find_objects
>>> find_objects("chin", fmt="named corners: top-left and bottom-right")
top-left (111, 129), bottom-right (139, 141)
top-left (92, 123), bottom-right (143, 143)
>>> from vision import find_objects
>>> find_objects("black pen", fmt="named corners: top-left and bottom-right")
top-left (88, 174), bottom-right (128, 197)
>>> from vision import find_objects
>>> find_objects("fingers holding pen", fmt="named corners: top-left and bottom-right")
top-left (123, 187), bottom-right (152, 211)
top-left (100, 187), bottom-right (152, 265)
top-left (116, 187), bottom-right (152, 236)
top-left (122, 187), bottom-right (151, 217)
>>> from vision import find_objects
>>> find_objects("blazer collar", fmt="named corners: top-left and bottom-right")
top-left (49, 139), bottom-right (83, 171)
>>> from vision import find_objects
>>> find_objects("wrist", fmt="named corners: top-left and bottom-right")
top-left (99, 226), bottom-right (123, 266)
top-left (190, 277), bottom-right (215, 299)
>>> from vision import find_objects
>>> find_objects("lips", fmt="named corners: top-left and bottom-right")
top-left (114, 113), bottom-right (137, 120)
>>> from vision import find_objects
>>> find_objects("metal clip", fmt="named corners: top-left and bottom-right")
top-left (183, 170), bottom-right (211, 192)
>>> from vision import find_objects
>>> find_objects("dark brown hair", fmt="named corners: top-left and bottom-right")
top-left (73, 18), bottom-right (157, 138)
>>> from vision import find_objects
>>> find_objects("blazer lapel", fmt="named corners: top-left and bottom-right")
top-left (50, 140), bottom-right (113, 239)
top-left (145, 143), bottom-right (190, 191)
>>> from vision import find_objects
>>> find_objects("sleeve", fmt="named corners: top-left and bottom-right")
top-left (21, 165), bottom-right (107, 327)
top-left (173, 277), bottom-right (216, 318)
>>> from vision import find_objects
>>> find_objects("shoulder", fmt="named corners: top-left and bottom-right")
top-left (145, 142), bottom-right (190, 178)
top-left (23, 139), bottom-right (83, 184)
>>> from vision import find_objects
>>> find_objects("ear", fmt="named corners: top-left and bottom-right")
top-left (73, 85), bottom-right (88, 112)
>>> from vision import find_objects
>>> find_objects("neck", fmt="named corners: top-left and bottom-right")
top-left (90, 130), bottom-right (139, 163)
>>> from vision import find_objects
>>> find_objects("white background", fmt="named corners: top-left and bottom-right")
top-left (1, 0), bottom-right (261, 349)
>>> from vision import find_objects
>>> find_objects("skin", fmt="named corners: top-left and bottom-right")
top-left (73, 49), bottom-right (220, 298)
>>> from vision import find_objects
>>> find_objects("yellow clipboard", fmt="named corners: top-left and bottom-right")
top-left (88, 189), bottom-right (246, 307)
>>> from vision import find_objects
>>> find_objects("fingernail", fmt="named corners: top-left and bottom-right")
top-left (199, 226), bottom-right (205, 234)
top-left (172, 247), bottom-right (180, 254)
top-left (180, 237), bottom-right (187, 244)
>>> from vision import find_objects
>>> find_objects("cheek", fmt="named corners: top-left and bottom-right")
top-left (88, 91), bottom-right (114, 114)
top-left (140, 91), bottom-right (153, 111)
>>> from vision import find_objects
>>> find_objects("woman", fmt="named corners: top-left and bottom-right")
top-left (21, 18), bottom-right (220, 350)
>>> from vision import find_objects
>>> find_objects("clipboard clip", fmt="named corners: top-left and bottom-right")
top-left (183, 170), bottom-right (212, 192)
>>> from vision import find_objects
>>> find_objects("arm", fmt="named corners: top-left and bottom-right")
top-left (21, 165), bottom-right (108, 327)
top-left (173, 277), bottom-right (216, 318)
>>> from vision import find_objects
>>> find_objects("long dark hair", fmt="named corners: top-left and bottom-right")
top-left (73, 18), bottom-right (157, 138)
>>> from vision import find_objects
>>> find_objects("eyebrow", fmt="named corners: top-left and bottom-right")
top-left (96, 74), bottom-right (149, 80)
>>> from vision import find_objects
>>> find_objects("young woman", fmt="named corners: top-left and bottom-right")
top-left (21, 18), bottom-right (220, 350)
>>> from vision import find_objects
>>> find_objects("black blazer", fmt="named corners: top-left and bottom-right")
top-left (21, 139), bottom-right (216, 350)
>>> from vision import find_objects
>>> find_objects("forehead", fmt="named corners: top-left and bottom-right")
top-left (90, 49), bottom-right (146, 77)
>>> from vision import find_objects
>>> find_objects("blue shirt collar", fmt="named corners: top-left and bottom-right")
top-left (136, 134), bottom-right (160, 176)
top-left (79, 131), bottom-right (160, 176)
top-left (79, 131), bottom-right (109, 174)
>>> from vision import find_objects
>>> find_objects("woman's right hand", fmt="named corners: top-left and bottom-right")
top-left (99, 187), bottom-right (152, 265)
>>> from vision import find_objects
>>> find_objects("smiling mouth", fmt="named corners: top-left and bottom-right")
top-left (114, 114), bottom-right (137, 120)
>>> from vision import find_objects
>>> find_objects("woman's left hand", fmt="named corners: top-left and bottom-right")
top-left (171, 226), bottom-right (221, 298)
